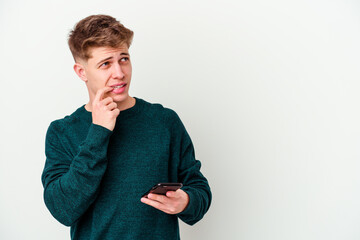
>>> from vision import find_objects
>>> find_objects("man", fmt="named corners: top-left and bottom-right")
top-left (41, 14), bottom-right (211, 239)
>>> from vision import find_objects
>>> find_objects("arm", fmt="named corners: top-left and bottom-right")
top-left (41, 122), bottom-right (112, 226)
top-left (140, 110), bottom-right (211, 225)
top-left (174, 114), bottom-right (212, 225)
top-left (41, 87), bottom-right (120, 226)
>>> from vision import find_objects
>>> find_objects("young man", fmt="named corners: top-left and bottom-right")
top-left (41, 15), bottom-right (211, 239)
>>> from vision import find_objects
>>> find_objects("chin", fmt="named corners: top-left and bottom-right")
top-left (112, 94), bottom-right (130, 103)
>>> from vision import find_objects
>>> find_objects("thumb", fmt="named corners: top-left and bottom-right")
top-left (166, 191), bottom-right (176, 198)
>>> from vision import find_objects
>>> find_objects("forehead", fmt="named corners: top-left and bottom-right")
top-left (89, 45), bottom-right (129, 57)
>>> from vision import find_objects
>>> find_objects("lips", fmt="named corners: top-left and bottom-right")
top-left (110, 83), bottom-right (127, 88)
top-left (113, 84), bottom-right (126, 89)
top-left (110, 83), bottom-right (127, 94)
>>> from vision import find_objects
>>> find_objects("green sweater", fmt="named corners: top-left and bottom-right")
top-left (41, 97), bottom-right (211, 240)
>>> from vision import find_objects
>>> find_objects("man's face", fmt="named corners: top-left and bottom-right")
top-left (76, 45), bottom-right (132, 105)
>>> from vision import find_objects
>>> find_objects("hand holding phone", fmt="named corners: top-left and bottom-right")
top-left (140, 183), bottom-right (189, 214)
top-left (142, 183), bottom-right (183, 198)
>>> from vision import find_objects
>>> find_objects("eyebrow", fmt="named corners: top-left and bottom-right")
top-left (96, 53), bottom-right (130, 66)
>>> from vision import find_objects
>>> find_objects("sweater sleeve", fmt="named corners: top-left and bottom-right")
top-left (169, 111), bottom-right (212, 225)
top-left (41, 121), bottom-right (112, 226)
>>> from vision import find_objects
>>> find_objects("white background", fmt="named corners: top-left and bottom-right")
top-left (1, 0), bottom-right (360, 239)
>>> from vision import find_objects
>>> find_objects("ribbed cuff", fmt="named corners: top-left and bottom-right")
top-left (84, 123), bottom-right (113, 154)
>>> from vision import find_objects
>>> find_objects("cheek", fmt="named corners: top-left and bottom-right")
top-left (126, 67), bottom-right (132, 78)
top-left (90, 72), bottom-right (111, 86)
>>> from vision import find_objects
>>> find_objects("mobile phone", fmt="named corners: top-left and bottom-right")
top-left (142, 183), bottom-right (183, 198)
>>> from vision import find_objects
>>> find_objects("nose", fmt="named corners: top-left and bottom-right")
top-left (112, 62), bottom-right (125, 79)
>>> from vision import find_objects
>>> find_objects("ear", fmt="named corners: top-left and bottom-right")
top-left (73, 62), bottom-right (88, 82)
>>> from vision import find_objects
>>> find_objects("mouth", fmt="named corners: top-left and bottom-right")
top-left (113, 84), bottom-right (126, 89)
top-left (111, 83), bottom-right (127, 94)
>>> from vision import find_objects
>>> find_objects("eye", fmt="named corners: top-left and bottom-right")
top-left (120, 57), bottom-right (129, 62)
top-left (100, 61), bottom-right (110, 68)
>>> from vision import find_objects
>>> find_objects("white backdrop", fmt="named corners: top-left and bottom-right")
top-left (1, 0), bottom-right (360, 239)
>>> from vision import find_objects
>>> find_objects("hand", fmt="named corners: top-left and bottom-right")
top-left (140, 189), bottom-right (189, 214)
top-left (91, 87), bottom-right (120, 131)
